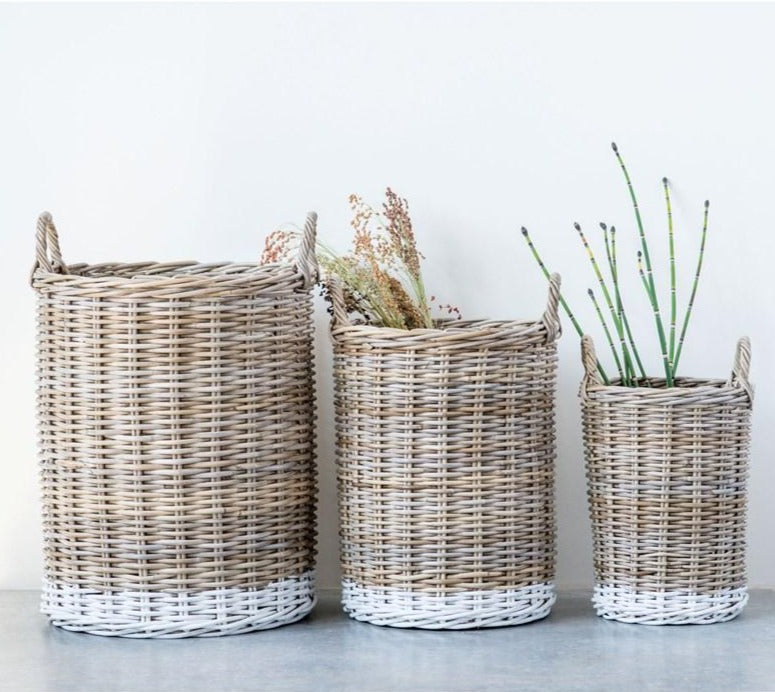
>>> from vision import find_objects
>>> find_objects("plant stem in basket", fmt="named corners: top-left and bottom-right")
top-left (575, 222), bottom-right (634, 384)
top-left (613, 142), bottom-right (673, 385)
top-left (673, 200), bottom-right (710, 372)
top-left (605, 223), bottom-right (647, 381)
top-left (521, 226), bottom-right (610, 384)
top-left (664, 177), bottom-right (677, 364)
top-left (588, 288), bottom-right (624, 380)
top-left (601, 223), bottom-right (636, 384)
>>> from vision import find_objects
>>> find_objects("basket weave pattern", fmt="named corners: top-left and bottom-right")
top-left (331, 276), bottom-right (562, 629)
top-left (31, 213), bottom-right (319, 637)
top-left (580, 334), bottom-right (753, 625)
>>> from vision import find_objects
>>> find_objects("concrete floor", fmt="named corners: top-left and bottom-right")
top-left (1, 590), bottom-right (774, 692)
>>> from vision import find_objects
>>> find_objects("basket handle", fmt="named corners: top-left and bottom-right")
top-left (727, 336), bottom-right (753, 401)
top-left (31, 212), bottom-right (69, 283)
top-left (328, 278), bottom-right (350, 328)
top-left (294, 212), bottom-right (319, 290)
top-left (580, 334), bottom-right (601, 391)
top-left (541, 272), bottom-right (562, 342)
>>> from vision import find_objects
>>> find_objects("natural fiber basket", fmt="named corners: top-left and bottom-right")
top-left (330, 274), bottom-right (562, 629)
top-left (580, 334), bottom-right (753, 625)
top-left (30, 212), bottom-right (319, 637)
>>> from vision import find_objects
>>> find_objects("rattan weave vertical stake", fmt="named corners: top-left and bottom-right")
top-left (580, 334), bottom-right (753, 624)
top-left (31, 212), bottom-right (319, 637)
top-left (331, 275), bottom-right (562, 629)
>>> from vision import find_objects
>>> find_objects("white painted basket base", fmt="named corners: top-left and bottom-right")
top-left (42, 572), bottom-right (316, 638)
top-left (593, 584), bottom-right (748, 625)
top-left (342, 580), bottom-right (555, 629)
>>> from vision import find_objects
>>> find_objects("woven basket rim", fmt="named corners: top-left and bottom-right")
top-left (330, 317), bottom-right (555, 350)
top-left (582, 376), bottom-right (752, 406)
top-left (31, 259), bottom-right (301, 287)
top-left (328, 273), bottom-right (562, 349)
top-left (579, 334), bottom-right (753, 405)
top-left (30, 211), bottom-right (320, 294)
top-left (589, 375), bottom-right (729, 391)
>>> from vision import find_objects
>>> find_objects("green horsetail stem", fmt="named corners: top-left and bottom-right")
top-left (588, 288), bottom-right (624, 380)
top-left (601, 222), bottom-right (636, 384)
top-left (637, 248), bottom-right (673, 383)
top-left (521, 226), bottom-right (586, 336)
top-left (521, 226), bottom-right (610, 384)
top-left (606, 223), bottom-right (647, 381)
top-left (673, 200), bottom-right (710, 372)
top-left (663, 177), bottom-right (677, 363)
top-left (575, 222), bottom-right (635, 384)
top-left (613, 142), bottom-right (673, 385)
top-left (601, 222), bottom-right (619, 329)
top-left (637, 251), bottom-right (650, 293)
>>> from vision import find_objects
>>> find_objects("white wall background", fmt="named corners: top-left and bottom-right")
top-left (1, 2), bottom-right (772, 590)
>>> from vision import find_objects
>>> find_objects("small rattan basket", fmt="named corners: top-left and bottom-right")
top-left (330, 275), bottom-right (562, 629)
top-left (31, 212), bottom-right (319, 637)
top-left (580, 334), bottom-right (753, 625)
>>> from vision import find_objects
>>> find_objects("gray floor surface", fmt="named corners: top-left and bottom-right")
top-left (1, 589), bottom-right (774, 692)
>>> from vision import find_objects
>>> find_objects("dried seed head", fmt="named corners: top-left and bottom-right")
top-left (321, 188), bottom-right (453, 329)
top-left (387, 275), bottom-right (424, 329)
top-left (260, 229), bottom-right (296, 265)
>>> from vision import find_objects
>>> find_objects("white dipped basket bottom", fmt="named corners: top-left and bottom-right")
top-left (30, 212), bottom-right (319, 637)
top-left (330, 276), bottom-right (562, 629)
top-left (580, 335), bottom-right (753, 625)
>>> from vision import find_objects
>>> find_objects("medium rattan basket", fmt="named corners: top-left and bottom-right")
top-left (580, 334), bottom-right (753, 625)
top-left (330, 275), bottom-right (562, 629)
top-left (31, 212), bottom-right (319, 637)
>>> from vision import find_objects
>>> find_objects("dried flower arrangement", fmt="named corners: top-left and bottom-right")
top-left (262, 188), bottom-right (460, 328)
top-left (521, 143), bottom-right (709, 387)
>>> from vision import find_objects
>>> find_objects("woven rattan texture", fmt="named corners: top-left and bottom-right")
top-left (580, 335), bottom-right (753, 624)
top-left (31, 213), bottom-right (318, 635)
top-left (331, 277), bottom-right (561, 612)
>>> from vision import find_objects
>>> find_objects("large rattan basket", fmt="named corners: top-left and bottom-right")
top-left (330, 275), bottom-right (562, 629)
top-left (580, 334), bottom-right (753, 625)
top-left (30, 212), bottom-right (319, 637)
